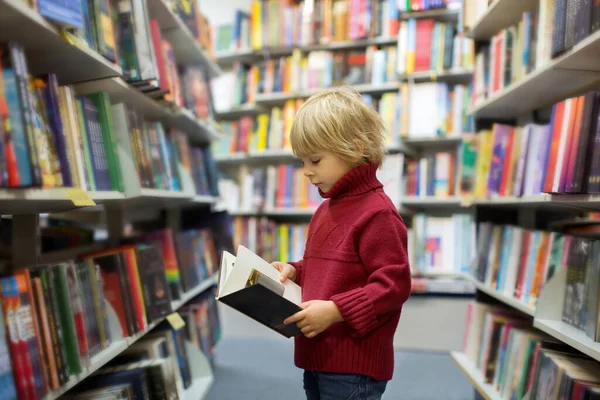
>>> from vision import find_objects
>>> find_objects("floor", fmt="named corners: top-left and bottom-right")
top-left (206, 336), bottom-right (476, 400)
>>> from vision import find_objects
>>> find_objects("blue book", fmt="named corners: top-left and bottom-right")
top-left (0, 307), bottom-right (17, 400)
top-left (38, 0), bottom-right (83, 29)
top-left (80, 97), bottom-right (111, 191)
top-left (1, 47), bottom-right (33, 187)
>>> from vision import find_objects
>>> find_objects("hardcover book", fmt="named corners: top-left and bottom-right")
top-left (216, 245), bottom-right (302, 338)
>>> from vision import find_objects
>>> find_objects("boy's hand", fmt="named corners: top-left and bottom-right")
top-left (284, 300), bottom-right (344, 338)
top-left (271, 261), bottom-right (297, 283)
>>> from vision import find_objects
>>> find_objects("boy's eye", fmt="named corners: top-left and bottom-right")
top-left (311, 159), bottom-right (321, 165)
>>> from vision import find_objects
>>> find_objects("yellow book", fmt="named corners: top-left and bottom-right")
top-left (283, 100), bottom-right (295, 149)
top-left (474, 130), bottom-right (493, 198)
top-left (268, 107), bottom-right (282, 150)
top-left (57, 87), bottom-right (81, 188)
top-left (400, 83), bottom-right (410, 137)
top-left (251, 1), bottom-right (262, 50)
top-left (437, 24), bottom-right (446, 72)
top-left (279, 225), bottom-right (289, 262)
top-left (256, 113), bottom-right (269, 150)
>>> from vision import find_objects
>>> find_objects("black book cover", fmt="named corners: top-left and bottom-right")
top-left (562, 238), bottom-right (588, 329)
top-left (593, 0), bottom-right (600, 32)
top-left (575, 0), bottom-right (594, 43)
top-left (174, 232), bottom-right (201, 292)
top-left (136, 244), bottom-right (173, 323)
top-left (569, 92), bottom-right (597, 193)
top-left (219, 283), bottom-right (302, 338)
top-left (552, 0), bottom-right (568, 57)
top-left (585, 93), bottom-right (600, 192)
top-left (564, 0), bottom-right (579, 50)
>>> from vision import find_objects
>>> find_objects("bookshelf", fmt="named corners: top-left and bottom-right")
top-left (400, 7), bottom-right (461, 21)
top-left (450, 352), bottom-right (503, 400)
top-left (215, 104), bottom-right (267, 120)
top-left (74, 78), bottom-right (220, 144)
top-left (38, 276), bottom-right (217, 400)
top-left (469, 29), bottom-right (600, 119)
top-left (145, 0), bottom-right (222, 77)
top-left (467, 0), bottom-right (539, 40)
top-left (0, 0), bottom-right (122, 84)
top-left (465, 274), bottom-right (536, 316)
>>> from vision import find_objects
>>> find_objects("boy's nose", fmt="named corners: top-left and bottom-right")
top-left (303, 168), bottom-right (314, 177)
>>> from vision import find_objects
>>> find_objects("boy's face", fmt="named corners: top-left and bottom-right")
top-left (299, 151), bottom-right (353, 194)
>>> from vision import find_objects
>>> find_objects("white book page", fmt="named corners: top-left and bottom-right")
top-left (218, 251), bottom-right (237, 298)
top-left (234, 245), bottom-right (302, 305)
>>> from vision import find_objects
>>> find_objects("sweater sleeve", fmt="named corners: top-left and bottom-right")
top-left (288, 259), bottom-right (304, 286)
top-left (330, 209), bottom-right (411, 338)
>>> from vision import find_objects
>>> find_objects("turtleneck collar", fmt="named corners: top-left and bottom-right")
top-left (319, 162), bottom-right (383, 199)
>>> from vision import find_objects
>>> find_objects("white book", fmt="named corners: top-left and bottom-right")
top-left (217, 245), bottom-right (303, 338)
top-left (396, 21), bottom-right (408, 75)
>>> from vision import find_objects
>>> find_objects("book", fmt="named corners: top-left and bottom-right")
top-left (216, 245), bottom-right (302, 338)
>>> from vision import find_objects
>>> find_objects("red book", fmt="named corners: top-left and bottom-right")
top-left (149, 20), bottom-right (170, 93)
top-left (16, 270), bottom-right (48, 395)
top-left (414, 19), bottom-right (434, 71)
top-left (563, 95), bottom-right (585, 192)
top-left (498, 127), bottom-right (515, 196)
top-left (559, 96), bottom-right (582, 192)
top-left (123, 247), bottom-right (147, 330)
top-left (543, 101), bottom-right (566, 193)
top-left (1, 276), bottom-right (34, 400)
top-left (514, 231), bottom-right (531, 299)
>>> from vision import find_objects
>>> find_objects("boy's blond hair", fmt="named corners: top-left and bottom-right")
top-left (290, 86), bottom-right (387, 166)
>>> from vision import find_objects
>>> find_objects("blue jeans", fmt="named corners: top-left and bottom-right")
top-left (303, 370), bottom-right (388, 400)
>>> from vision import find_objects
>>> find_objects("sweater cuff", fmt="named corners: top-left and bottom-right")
top-left (288, 260), bottom-right (303, 285)
top-left (330, 288), bottom-right (377, 337)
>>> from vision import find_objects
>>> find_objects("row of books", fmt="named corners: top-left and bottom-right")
top-left (0, 226), bottom-right (219, 400)
top-left (213, 102), bottom-right (300, 155)
top-left (463, 301), bottom-right (600, 399)
top-left (457, 91), bottom-right (600, 199)
top-left (120, 106), bottom-right (220, 196)
top-left (248, 0), bottom-right (400, 50)
top-left (113, 0), bottom-right (213, 117)
top-left (472, 8), bottom-right (550, 104)
top-left (233, 217), bottom-right (308, 265)
top-left (33, 0), bottom-right (214, 117)
top-left (470, 0), bottom-right (600, 108)
top-left (212, 83), bottom-right (472, 156)
top-left (0, 45), bottom-right (124, 190)
top-left (405, 152), bottom-right (457, 197)
top-left (410, 213), bottom-right (475, 275)
top-left (61, 294), bottom-right (219, 400)
top-left (219, 165), bottom-right (323, 213)
top-left (473, 223), bottom-right (560, 309)
top-left (399, 0), bottom-right (461, 12)
top-left (396, 19), bottom-right (474, 75)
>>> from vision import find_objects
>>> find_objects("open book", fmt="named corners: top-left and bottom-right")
top-left (216, 245), bottom-right (302, 338)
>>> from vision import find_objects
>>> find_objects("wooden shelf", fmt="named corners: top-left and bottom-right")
top-left (0, 0), bottom-right (121, 85)
top-left (229, 207), bottom-right (318, 217)
top-left (401, 196), bottom-right (466, 209)
top-left (402, 136), bottom-right (462, 149)
top-left (215, 36), bottom-right (397, 66)
top-left (191, 195), bottom-right (217, 204)
top-left (146, 0), bottom-right (221, 77)
top-left (466, 275), bottom-right (536, 316)
top-left (400, 69), bottom-right (473, 83)
top-left (41, 277), bottom-right (216, 400)
top-left (451, 352), bottom-right (503, 400)
top-left (470, 30), bottom-right (600, 119)
top-left (215, 104), bottom-right (267, 120)
top-left (400, 7), bottom-right (461, 21)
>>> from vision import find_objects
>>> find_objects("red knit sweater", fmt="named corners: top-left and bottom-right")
top-left (289, 162), bottom-right (411, 381)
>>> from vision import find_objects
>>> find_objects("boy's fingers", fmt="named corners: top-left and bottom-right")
top-left (284, 310), bottom-right (305, 325)
top-left (301, 326), bottom-right (312, 334)
top-left (299, 301), bottom-right (313, 309)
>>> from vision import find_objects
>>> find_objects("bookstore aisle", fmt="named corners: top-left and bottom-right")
top-left (206, 0), bottom-right (600, 398)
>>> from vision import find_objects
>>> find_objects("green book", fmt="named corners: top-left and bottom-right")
top-left (76, 99), bottom-right (97, 191)
top-left (88, 92), bottom-right (124, 191)
top-left (51, 263), bottom-right (82, 375)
